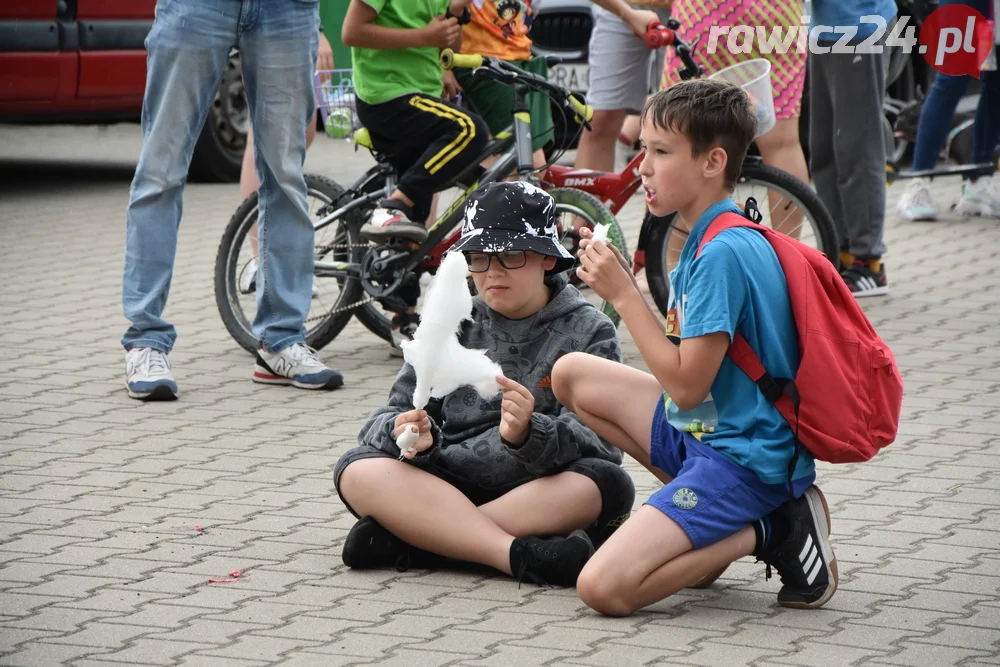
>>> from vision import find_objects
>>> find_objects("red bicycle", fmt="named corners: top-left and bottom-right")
top-left (542, 18), bottom-right (838, 316)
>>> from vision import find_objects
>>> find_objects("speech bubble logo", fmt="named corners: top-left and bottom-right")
top-left (919, 4), bottom-right (993, 78)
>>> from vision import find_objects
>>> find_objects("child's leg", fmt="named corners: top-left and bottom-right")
top-left (552, 352), bottom-right (666, 480)
top-left (338, 457), bottom-right (515, 574)
top-left (355, 95), bottom-right (488, 236)
top-left (479, 471), bottom-right (601, 539)
top-left (479, 459), bottom-right (634, 544)
top-left (578, 506), bottom-right (754, 616)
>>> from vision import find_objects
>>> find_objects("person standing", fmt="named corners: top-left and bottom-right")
top-left (808, 0), bottom-right (897, 297)
top-left (122, 0), bottom-right (344, 400)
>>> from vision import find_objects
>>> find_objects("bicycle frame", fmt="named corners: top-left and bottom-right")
top-left (310, 80), bottom-right (544, 283)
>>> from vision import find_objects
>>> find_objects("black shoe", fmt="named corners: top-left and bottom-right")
top-left (361, 200), bottom-right (428, 243)
top-left (509, 530), bottom-right (595, 587)
top-left (756, 486), bottom-right (838, 609)
top-left (840, 260), bottom-right (888, 298)
top-left (342, 517), bottom-right (442, 572)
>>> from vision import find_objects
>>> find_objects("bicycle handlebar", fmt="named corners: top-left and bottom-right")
top-left (643, 19), bottom-right (704, 80)
top-left (439, 48), bottom-right (594, 126)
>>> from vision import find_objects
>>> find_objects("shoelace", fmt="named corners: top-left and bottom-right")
top-left (283, 343), bottom-right (325, 370)
top-left (140, 348), bottom-right (170, 377)
top-left (906, 182), bottom-right (935, 210)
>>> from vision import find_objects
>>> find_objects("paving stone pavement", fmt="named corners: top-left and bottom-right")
top-left (1, 123), bottom-right (998, 667)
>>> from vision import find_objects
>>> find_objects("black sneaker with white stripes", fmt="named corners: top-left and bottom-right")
top-left (757, 486), bottom-right (838, 609)
top-left (841, 260), bottom-right (888, 298)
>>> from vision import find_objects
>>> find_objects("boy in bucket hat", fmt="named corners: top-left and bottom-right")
top-left (334, 181), bottom-right (634, 587)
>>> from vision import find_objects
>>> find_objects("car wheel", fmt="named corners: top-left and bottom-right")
top-left (189, 53), bottom-right (248, 183)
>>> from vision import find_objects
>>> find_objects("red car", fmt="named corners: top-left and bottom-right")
top-left (0, 0), bottom-right (248, 181)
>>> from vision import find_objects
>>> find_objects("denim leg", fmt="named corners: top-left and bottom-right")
top-left (971, 70), bottom-right (1000, 167)
top-left (911, 72), bottom-right (970, 171)
top-left (237, 0), bottom-right (320, 352)
top-left (121, 0), bottom-right (239, 353)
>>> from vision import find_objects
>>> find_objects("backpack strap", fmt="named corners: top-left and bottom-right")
top-left (696, 198), bottom-right (802, 497)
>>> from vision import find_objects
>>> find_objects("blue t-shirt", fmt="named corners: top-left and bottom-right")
top-left (666, 199), bottom-right (815, 486)
top-left (809, 0), bottom-right (898, 42)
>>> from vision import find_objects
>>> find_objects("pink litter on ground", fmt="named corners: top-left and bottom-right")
top-left (191, 525), bottom-right (205, 532)
top-left (208, 569), bottom-right (242, 584)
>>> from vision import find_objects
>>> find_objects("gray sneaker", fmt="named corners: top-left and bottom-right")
top-left (125, 348), bottom-right (178, 401)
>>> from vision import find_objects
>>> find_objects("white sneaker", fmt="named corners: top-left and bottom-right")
top-left (360, 201), bottom-right (428, 242)
top-left (125, 348), bottom-right (178, 401)
top-left (253, 342), bottom-right (344, 390)
top-left (897, 178), bottom-right (938, 221)
top-left (953, 175), bottom-right (1000, 218)
top-left (240, 257), bottom-right (319, 297)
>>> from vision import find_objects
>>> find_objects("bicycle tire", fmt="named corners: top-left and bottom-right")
top-left (214, 174), bottom-right (366, 353)
top-left (548, 187), bottom-right (628, 327)
top-left (644, 162), bottom-right (839, 317)
top-left (352, 186), bottom-right (629, 341)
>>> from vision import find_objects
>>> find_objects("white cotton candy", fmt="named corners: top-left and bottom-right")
top-left (590, 222), bottom-right (611, 244)
top-left (401, 251), bottom-right (503, 411)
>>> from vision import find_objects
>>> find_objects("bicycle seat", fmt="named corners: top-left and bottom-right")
top-left (354, 127), bottom-right (374, 150)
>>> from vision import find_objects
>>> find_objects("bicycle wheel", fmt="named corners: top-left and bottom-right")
top-left (214, 173), bottom-right (367, 353)
top-left (644, 162), bottom-right (839, 317)
top-left (549, 187), bottom-right (628, 327)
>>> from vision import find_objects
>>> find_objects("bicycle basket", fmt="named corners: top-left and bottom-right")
top-left (314, 69), bottom-right (359, 140)
top-left (708, 59), bottom-right (775, 139)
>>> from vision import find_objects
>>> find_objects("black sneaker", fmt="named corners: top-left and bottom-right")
top-left (509, 530), bottom-right (595, 587)
top-left (389, 312), bottom-right (420, 358)
top-left (361, 200), bottom-right (428, 243)
top-left (756, 486), bottom-right (838, 609)
top-left (342, 517), bottom-right (442, 572)
top-left (841, 260), bottom-right (888, 298)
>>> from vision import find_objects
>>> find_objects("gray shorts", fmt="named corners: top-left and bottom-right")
top-left (586, 5), bottom-right (672, 113)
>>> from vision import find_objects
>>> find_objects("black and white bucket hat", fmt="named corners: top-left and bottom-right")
top-left (450, 181), bottom-right (576, 275)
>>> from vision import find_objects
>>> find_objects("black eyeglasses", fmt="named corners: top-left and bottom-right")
top-left (466, 250), bottom-right (528, 273)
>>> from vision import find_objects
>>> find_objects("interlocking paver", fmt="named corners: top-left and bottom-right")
top-left (3, 122), bottom-right (1000, 665)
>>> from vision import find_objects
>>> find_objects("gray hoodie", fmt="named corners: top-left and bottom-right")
top-left (357, 275), bottom-right (624, 491)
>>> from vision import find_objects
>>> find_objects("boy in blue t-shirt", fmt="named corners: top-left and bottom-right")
top-left (552, 79), bottom-right (837, 615)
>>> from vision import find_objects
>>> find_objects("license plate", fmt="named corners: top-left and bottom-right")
top-left (547, 63), bottom-right (589, 92)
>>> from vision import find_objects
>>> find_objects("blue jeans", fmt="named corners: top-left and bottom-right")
top-left (122, 0), bottom-right (319, 353)
top-left (911, 0), bottom-right (1000, 174)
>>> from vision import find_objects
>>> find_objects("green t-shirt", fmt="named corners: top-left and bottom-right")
top-left (352, 0), bottom-right (449, 105)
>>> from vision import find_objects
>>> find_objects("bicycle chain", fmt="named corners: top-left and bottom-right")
top-left (305, 240), bottom-right (380, 324)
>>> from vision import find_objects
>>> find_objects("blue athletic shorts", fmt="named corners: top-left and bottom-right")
top-left (646, 396), bottom-right (814, 549)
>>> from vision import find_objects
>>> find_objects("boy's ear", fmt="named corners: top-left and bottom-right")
top-left (702, 146), bottom-right (729, 181)
top-left (541, 255), bottom-right (557, 271)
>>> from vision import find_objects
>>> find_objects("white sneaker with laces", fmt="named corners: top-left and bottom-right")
top-left (953, 175), bottom-right (1000, 218)
top-left (253, 342), bottom-right (344, 390)
top-left (241, 257), bottom-right (319, 297)
top-left (897, 177), bottom-right (937, 221)
top-left (125, 348), bottom-right (178, 400)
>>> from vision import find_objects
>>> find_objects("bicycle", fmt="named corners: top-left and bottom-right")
top-left (540, 18), bottom-right (839, 316)
top-left (214, 57), bottom-right (629, 353)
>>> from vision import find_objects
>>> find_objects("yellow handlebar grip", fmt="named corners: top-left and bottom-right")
top-left (440, 49), bottom-right (484, 70)
top-left (568, 95), bottom-right (594, 123)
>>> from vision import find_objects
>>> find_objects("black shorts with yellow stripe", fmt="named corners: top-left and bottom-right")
top-left (355, 93), bottom-right (489, 223)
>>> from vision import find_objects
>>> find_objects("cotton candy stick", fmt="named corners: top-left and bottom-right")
top-left (396, 424), bottom-right (419, 460)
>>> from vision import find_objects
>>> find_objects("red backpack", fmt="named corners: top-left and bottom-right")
top-left (696, 199), bottom-right (903, 466)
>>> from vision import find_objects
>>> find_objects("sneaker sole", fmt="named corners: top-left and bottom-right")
top-left (852, 286), bottom-right (889, 298)
top-left (126, 384), bottom-right (178, 401)
top-left (252, 367), bottom-right (344, 390)
top-left (360, 225), bottom-right (428, 243)
top-left (781, 486), bottom-right (838, 610)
